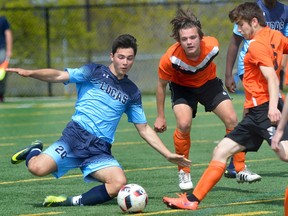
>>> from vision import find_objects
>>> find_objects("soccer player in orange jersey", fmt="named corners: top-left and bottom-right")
top-left (163, 2), bottom-right (288, 210)
top-left (154, 9), bottom-right (260, 191)
top-left (224, 0), bottom-right (288, 179)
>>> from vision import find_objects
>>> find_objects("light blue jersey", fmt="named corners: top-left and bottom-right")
top-left (233, 0), bottom-right (288, 80)
top-left (65, 63), bottom-right (147, 144)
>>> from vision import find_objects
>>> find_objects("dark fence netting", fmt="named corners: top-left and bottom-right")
top-left (2, 1), bottom-right (247, 97)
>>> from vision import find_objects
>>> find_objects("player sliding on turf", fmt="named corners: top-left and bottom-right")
top-left (8, 34), bottom-right (191, 207)
top-left (162, 2), bottom-right (288, 210)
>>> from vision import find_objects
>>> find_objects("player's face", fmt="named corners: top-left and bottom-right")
top-left (236, 20), bottom-right (254, 40)
top-left (179, 27), bottom-right (201, 59)
top-left (110, 48), bottom-right (135, 79)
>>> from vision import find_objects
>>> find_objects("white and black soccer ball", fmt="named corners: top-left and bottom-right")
top-left (117, 183), bottom-right (148, 213)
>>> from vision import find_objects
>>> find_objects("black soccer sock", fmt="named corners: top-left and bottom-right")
top-left (227, 157), bottom-right (234, 169)
top-left (74, 184), bottom-right (112, 206)
top-left (187, 194), bottom-right (200, 203)
top-left (25, 148), bottom-right (41, 167)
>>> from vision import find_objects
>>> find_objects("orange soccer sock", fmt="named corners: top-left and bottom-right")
top-left (233, 152), bottom-right (246, 172)
top-left (285, 187), bottom-right (288, 216)
top-left (191, 160), bottom-right (226, 201)
top-left (226, 128), bottom-right (233, 135)
top-left (225, 128), bottom-right (246, 172)
top-left (174, 128), bottom-right (191, 173)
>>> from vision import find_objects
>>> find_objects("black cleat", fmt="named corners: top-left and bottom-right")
top-left (11, 140), bottom-right (43, 164)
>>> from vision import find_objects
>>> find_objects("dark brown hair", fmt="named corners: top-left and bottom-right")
top-left (170, 9), bottom-right (204, 41)
top-left (229, 2), bottom-right (266, 27)
top-left (111, 34), bottom-right (138, 55)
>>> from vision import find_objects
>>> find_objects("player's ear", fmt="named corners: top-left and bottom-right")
top-left (251, 17), bottom-right (258, 27)
top-left (110, 53), bottom-right (114, 61)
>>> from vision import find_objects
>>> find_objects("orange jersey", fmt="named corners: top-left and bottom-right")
top-left (243, 27), bottom-right (288, 108)
top-left (158, 36), bottom-right (219, 88)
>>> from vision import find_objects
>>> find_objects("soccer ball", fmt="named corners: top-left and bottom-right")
top-left (117, 183), bottom-right (148, 213)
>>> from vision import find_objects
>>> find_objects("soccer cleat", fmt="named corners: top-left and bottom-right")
top-left (43, 195), bottom-right (71, 207)
top-left (163, 193), bottom-right (198, 210)
top-left (11, 140), bottom-right (43, 164)
top-left (178, 169), bottom-right (193, 190)
top-left (224, 167), bottom-right (236, 178)
top-left (236, 168), bottom-right (262, 183)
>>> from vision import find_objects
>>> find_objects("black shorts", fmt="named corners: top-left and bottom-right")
top-left (61, 120), bottom-right (112, 159)
top-left (169, 77), bottom-right (231, 118)
top-left (226, 101), bottom-right (288, 152)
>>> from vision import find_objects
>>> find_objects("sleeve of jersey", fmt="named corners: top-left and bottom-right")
top-left (126, 93), bottom-right (147, 124)
top-left (249, 42), bottom-right (274, 68)
top-left (158, 53), bottom-right (172, 81)
top-left (233, 23), bottom-right (242, 37)
top-left (283, 36), bottom-right (288, 54)
top-left (283, 23), bottom-right (288, 37)
top-left (64, 65), bottom-right (91, 84)
top-left (3, 17), bottom-right (10, 30)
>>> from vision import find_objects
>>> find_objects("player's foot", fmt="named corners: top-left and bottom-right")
top-left (236, 167), bottom-right (261, 183)
top-left (224, 167), bottom-right (236, 178)
top-left (163, 193), bottom-right (198, 210)
top-left (178, 169), bottom-right (193, 190)
top-left (11, 140), bottom-right (43, 164)
top-left (43, 195), bottom-right (72, 207)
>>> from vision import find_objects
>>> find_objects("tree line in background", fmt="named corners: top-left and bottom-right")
top-left (0, 0), bottom-right (240, 96)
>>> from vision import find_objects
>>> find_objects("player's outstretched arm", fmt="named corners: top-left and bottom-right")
top-left (6, 68), bottom-right (69, 83)
top-left (135, 123), bottom-right (191, 167)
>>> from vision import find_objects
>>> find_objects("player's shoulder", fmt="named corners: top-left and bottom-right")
top-left (160, 42), bottom-right (181, 61)
top-left (85, 62), bottom-right (107, 71)
top-left (251, 27), bottom-right (282, 47)
top-left (166, 42), bottom-right (181, 53)
top-left (202, 36), bottom-right (219, 46)
top-left (201, 36), bottom-right (219, 51)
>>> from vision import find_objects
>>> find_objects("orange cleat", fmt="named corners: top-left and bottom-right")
top-left (163, 193), bottom-right (198, 210)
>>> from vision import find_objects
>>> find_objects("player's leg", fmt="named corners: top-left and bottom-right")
top-left (43, 157), bottom-right (125, 207)
top-left (213, 100), bottom-right (261, 183)
top-left (11, 140), bottom-right (58, 176)
top-left (213, 99), bottom-right (239, 178)
top-left (275, 140), bottom-right (288, 162)
top-left (196, 78), bottom-right (239, 178)
top-left (173, 103), bottom-right (193, 190)
top-left (0, 49), bottom-right (6, 102)
top-left (169, 82), bottom-right (195, 191)
top-left (163, 137), bottom-right (244, 210)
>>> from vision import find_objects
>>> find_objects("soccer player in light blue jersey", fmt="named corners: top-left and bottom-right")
top-left (7, 34), bottom-right (191, 207)
top-left (224, 0), bottom-right (288, 180)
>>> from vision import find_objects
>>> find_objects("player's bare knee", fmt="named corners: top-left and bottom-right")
top-left (28, 164), bottom-right (47, 176)
top-left (276, 141), bottom-right (288, 162)
top-left (111, 177), bottom-right (127, 197)
top-left (27, 159), bottom-right (54, 176)
top-left (225, 115), bottom-right (238, 129)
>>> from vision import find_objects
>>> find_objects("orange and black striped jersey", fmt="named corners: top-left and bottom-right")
top-left (158, 36), bottom-right (219, 88)
top-left (243, 26), bottom-right (288, 108)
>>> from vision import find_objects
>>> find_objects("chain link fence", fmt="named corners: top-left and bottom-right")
top-left (3, 1), bottom-right (247, 97)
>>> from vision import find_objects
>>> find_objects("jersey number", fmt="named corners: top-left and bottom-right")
top-left (55, 145), bottom-right (67, 159)
top-left (271, 44), bottom-right (279, 71)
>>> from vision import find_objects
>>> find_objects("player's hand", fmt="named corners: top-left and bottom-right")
top-left (166, 153), bottom-right (191, 167)
top-left (154, 117), bottom-right (167, 133)
top-left (225, 75), bottom-right (237, 93)
top-left (271, 129), bottom-right (283, 152)
top-left (6, 68), bottom-right (31, 77)
top-left (268, 108), bottom-right (281, 125)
